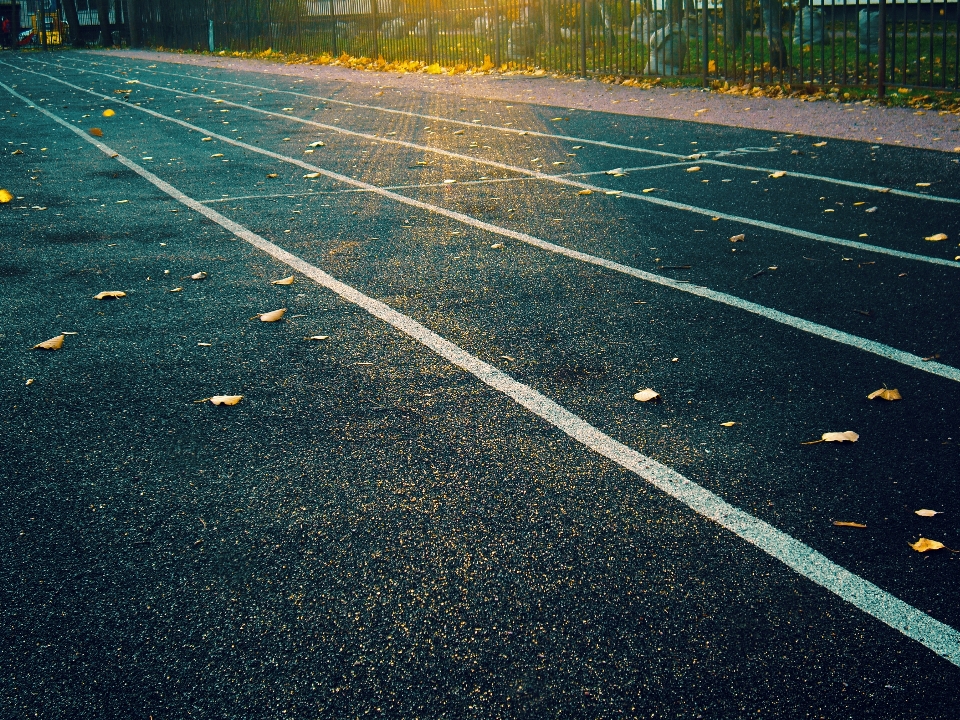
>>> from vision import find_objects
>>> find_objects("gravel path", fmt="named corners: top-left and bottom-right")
top-left (100, 49), bottom-right (960, 154)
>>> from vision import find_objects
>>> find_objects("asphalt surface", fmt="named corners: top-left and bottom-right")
top-left (1, 50), bottom-right (959, 719)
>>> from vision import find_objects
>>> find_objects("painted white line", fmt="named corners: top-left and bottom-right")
top-left (7, 77), bottom-right (959, 669)
top-left (8, 62), bottom-right (960, 385)
top-left (71, 54), bottom-right (960, 206)
top-left (23, 58), bottom-right (960, 270)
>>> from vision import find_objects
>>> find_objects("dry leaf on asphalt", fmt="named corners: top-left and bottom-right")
top-left (729, 234), bottom-right (745, 242)
top-left (0, 189), bottom-right (13, 203)
top-left (170, 287), bottom-right (183, 293)
top-left (191, 272), bottom-right (208, 280)
top-left (211, 153), bottom-right (224, 158)
top-left (915, 509), bottom-right (942, 517)
top-left (11, 149), bottom-right (23, 155)
top-left (577, 189), bottom-right (593, 195)
top-left (633, 388), bottom-right (661, 402)
top-left (303, 172), bottom-right (321, 179)
top-left (803, 431), bottom-right (859, 444)
top-left (924, 233), bottom-right (948, 242)
top-left (867, 388), bottom-right (902, 401)
top-left (916, 183), bottom-right (931, 187)
top-left (642, 188), bottom-right (656, 193)
top-left (201, 137), bottom-right (212, 142)
top-left (26, 378), bottom-right (34, 386)
top-left (309, 141), bottom-right (325, 147)
top-left (33, 335), bottom-right (65, 350)
top-left (102, 109), bottom-right (115, 117)
top-left (833, 521), bottom-right (867, 528)
top-left (686, 166), bottom-right (701, 173)
top-left (813, 141), bottom-right (827, 147)
top-left (909, 538), bottom-right (956, 553)
top-left (209, 395), bottom-right (243, 406)
top-left (720, 421), bottom-right (737, 427)
top-left (93, 291), bottom-right (126, 300)
top-left (266, 173), bottom-right (278, 178)
top-left (308, 335), bottom-right (329, 341)
top-left (271, 276), bottom-right (295, 285)
top-left (258, 308), bottom-right (287, 322)
top-left (89, 128), bottom-right (103, 137)
top-left (770, 171), bottom-right (786, 178)
top-left (490, 243), bottom-right (504, 249)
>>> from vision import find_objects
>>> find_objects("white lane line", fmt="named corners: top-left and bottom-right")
top-left (9, 63), bottom-right (960, 385)
top-left (201, 175), bottom-right (538, 203)
top-left (72, 54), bottom-right (960, 206)
top-left (23, 59), bottom-right (960, 270)
top-left (7, 78), bottom-right (959, 669)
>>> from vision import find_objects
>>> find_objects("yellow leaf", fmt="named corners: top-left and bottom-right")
top-left (924, 233), bottom-right (948, 242)
top-left (813, 141), bottom-right (827, 147)
top-left (191, 271), bottom-right (208, 280)
top-left (916, 182), bottom-right (931, 187)
top-left (308, 335), bottom-right (329, 341)
top-left (259, 308), bottom-right (287, 322)
top-left (33, 334), bottom-right (65, 350)
top-left (93, 290), bottom-right (126, 300)
top-left (909, 538), bottom-right (948, 553)
top-left (103, 109), bottom-right (115, 117)
top-left (169, 287), bottom-right (183, 293)
top-left (729, 234), bottom-right (745, 242)
top-left (642, 188), bottom-right (656, 193)
top-left (308, 141), bottom-right (325, 148)
top-left (425, 63), bottom-right (443, 74)
top-left (271, 276), bottom-right (295, 285)
top-left (914, 509), bottom-right (942, 517)
top-left (26, 378), bottom-right (34, 386)
top-left (833, 521), bottom-right (867, 528)
top-left (303, 172), bottom-right (321, 179)
top-left (479, 55), bottom-right (494, 72)
top-left (720, 421), bottom-right (737, 427)
top-left (210, 395), bottom-right (243, 406)
top-left (490, 243), bottom-right (504, 249)
top-left (211, 153), bottom-right (224, 158)
top-left (89, 128), bottom-right (103, 137)
top-left (0, 189), bottom-right (13, 203)
top-left (770, 171), bottom-right (786, 178)
top-left (11, 149), bottom-right (23, 155)
top-left (867, 388), bottom-right (902, 401)
top-left (266, 173), bottom-right (278, 178)
top-left (201, 137), bottom-right (212, 142)
top-left (822, 431), bottom-right (859, 443)
top-left (577, 189), bottom-right (593, 195)
top-left (633, 388), bottom-right (660, 402)
top-left (550, 117), bottom-right (563, 121)
top-left (686, 166), bottom-right (701, 173)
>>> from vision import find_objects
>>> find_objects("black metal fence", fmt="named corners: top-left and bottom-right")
top-left (23, 0), bottom-right (960, 92)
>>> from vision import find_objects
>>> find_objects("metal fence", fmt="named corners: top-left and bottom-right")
top-left (17, 1), bottom-right (960, 92)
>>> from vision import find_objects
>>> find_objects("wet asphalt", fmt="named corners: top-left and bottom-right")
top-left (1, 51), bottom-right (959, 719)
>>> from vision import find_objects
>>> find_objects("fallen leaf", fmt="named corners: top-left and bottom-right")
top-left (720, 421), bottom-right (737, 427)
top-left (303, 172), bottom-right (321, 179)
top-left (93, 290), bottom-right (126, 300)
top-left (266, 173), bottom-right (278, 178)
top-left (550, 117), bottom-right (563, 121)
top-left (490, 243), bottom-right (504, 249)
top-left (258, 308), bottom-right (287, 322)
top-left (170, 287), bottom-right (183, 293)
top-left (642, 188), bottom-right (656, 193)
top-left (452, 129), bottom-right (465, 135)
top-left (11, 149), bottom-right (23, 155)
top-left (26, 378), bottom-right (34, 386)
top-left (33, 335), bottom-right (65, 350)
top-left (198, 342), bottom-right (212, 346)
top-left (867, 388), bottom-right (902, 401)
top-left (686, 166), bottom-right (701, 173)
top-left (271, 276), bottom-right (295, 285)
top-left (924, 233), bottom-right (948, 242)
top-left (833, 521), bottom-right (867, 528)
top-left (102, 108), bottom-right (115, 117)
top-left (909, 538), bottom-right (952, 553)
top-left (823, 431), bottom-right (859, 443)
top-left (916, 182), bottom-right (931, 187)
top-left (915, 509), bottom-right (942, 517)
top-left (770, 171), bottom-right (787, 178)
top-left (211, 153), bottom-right (224, 158)
top-left (0, 189), bottom-right (13, 203)
top-left (191, 272), bottom-right (208, 280)
top-left (201, 137), bottom-right (212, 141)
top-left (864, 207), bottom-right (877, 213)
top-left (210, 395), bottom-right (243, 406)
top-left (729, 234), bottom-right (745, 243)
top-left (309, 141), bottom-right (325, 147)
top-left (577, 189), bottom-right (593, 195)
top-left (89, 128), bottom-right (103, 137)
top-left (633, 388), bottom-right (661, 402)
top-left (307, 335), bottom-right (329, 341)
top-left (813, 141), bottom-right (827, 147)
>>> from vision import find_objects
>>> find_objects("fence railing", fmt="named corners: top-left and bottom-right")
top-left (15, 0), bottom-right (960, 93)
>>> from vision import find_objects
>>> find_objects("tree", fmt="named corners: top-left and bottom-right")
top-left (97, 0), bottom-right (112, 47)
top-left (61, 0), bottom-right (85, 48)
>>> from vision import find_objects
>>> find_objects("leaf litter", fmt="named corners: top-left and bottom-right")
top-left (867, 387), bottom-right (902, 400)
top-left (271, 276), bottom-right (295, 285)
top-left (633, 388), bottom-right (661, 402)
top-left (909, 538), bottom-right (958, 553)
top-left (93, 291), bottom-right (126, 300)
top-left (32, 335), bottom-right (65, 350)
top-left (915, 509), bottom-right (943, 517)
top-left (802, 431), bottom-right (859, 444)
top-left (257, 308), bottom-right (287, 322)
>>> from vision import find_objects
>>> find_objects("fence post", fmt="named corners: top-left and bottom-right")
top-left (208, 19), bottom-right (214, 51)
top-left (877, 0), bottom-right (887, 99)
top-left (426, 0), bottom-right (435, 65)
top-left (39, 3), bottom-right (47, 50)
top-left (579, 0), bottom-right (587, 77)
top-left (331, 0), bottom-right (339, 57)
top-left (128, 0), bottom-right (141, 47)
top-left (493, 0), bottom-right (501, 67)
top-left (11, 0), bottom-right (17, 53)
top-left (701, 0), bottom-right (709, 86)
top-left (371, 0), bottom-right (379, 59)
